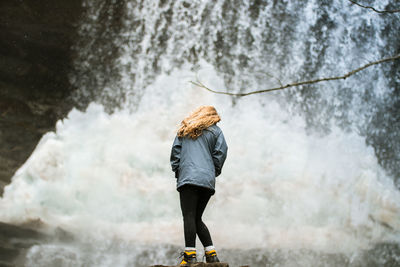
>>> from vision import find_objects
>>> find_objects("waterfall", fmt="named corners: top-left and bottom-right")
top-left (1, 0), bottom-right (399, 266)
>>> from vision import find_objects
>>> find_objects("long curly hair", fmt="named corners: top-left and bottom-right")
top-left (177, 106), bottom-right (221, 139)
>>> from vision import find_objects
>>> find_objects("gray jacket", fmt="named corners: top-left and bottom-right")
top-left (170, 124), bottom-right (228, 193)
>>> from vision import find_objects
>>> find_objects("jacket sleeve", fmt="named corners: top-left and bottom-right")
top-left (212, 131), bottom-right (228, 177)
top-left (170, 136), bottom-right (182, 178)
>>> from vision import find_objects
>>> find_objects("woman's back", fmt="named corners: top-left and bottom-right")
top-left (173, 124), bottom-right (227, 192)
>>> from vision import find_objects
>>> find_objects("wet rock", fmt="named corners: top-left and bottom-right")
top-left (0, 0), bottom-right (84, 193)
top-left (0, 221), bottom-right (48, 266)
top-left (151, 263), bottom-right (229, 267)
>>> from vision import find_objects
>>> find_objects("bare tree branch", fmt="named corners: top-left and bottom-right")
top-left (190, 54), bottom-right (400, 97)
top-left (347, 0), bottom-right (400, 14)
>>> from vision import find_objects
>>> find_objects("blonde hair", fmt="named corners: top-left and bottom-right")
top-left (177, 106), bottom-right (221, 139)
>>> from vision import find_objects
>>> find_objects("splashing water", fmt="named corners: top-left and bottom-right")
top-left (2, 0), bottom-right (400, 266)
top-left (2, 63), bottom-right (400, 266)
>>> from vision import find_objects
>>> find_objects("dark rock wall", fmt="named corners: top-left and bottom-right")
top-left (0, 0), bottom-right (84, 193)
top-left (0, 221), bottom-right (47, 266)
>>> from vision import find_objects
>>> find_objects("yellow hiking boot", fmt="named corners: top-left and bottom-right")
top-left (179, 250), bottom-right (197, 265)
top-left (205, 249), bottom-right (220, 263)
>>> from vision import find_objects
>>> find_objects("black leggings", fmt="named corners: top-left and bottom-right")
top-left (179, 185), bottom-right (213, 248)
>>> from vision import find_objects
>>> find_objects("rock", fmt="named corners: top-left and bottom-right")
top-left (0, 221), bottom-right (48, 266)
top-left (0, 0), bottom-right (84, 193)
top-left (151, 263), bottom-right (229, 267)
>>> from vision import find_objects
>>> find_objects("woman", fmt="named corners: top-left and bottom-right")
top-left (170, 106), bottom-right (228, 265)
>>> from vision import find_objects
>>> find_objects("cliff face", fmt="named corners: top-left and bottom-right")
top-left (0, 0), bottom-right (84, 193)
top-left (0, 221), bottom-right (47, 266)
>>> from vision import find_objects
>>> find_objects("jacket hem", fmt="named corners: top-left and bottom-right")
top-left (177, 182), bottom-right (215, 195)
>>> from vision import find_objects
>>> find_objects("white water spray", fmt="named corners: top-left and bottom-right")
top-left (2, 62), bottom-right (400, 266)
